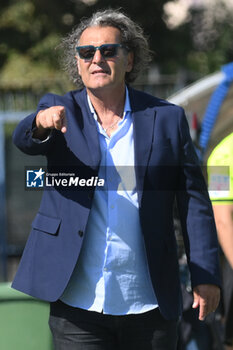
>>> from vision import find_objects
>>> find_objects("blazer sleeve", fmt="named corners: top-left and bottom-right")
top-left (12, 93), bottom-right (58, 156)
top-left (176, 109), bottom-right (221, 289)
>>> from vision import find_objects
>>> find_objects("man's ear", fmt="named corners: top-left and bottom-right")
top-left (126, 52), bottom-right (134, 72)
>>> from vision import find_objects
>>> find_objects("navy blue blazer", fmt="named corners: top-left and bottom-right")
top-left (12, 87), bottom-right (221, 320)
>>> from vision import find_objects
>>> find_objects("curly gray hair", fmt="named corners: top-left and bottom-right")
top-left (59, 9), bottom-right (152, 88)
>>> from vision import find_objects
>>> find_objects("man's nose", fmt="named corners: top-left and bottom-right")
top-left (92, 49), bottom-right (104, 63)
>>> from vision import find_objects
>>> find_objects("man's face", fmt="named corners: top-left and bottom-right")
top-left (76, 26), bottom-right (133, 92)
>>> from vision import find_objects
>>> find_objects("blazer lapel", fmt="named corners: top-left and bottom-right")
top-left (72, 89), bottom-right (101, 169)
top-left (129, 88), bottom-right (156, 203)
top-left (133, 109), bottom-right (156, 203)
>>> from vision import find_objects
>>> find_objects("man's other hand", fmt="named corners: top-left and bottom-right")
top-left (192, 284), bottom-right (220, 321)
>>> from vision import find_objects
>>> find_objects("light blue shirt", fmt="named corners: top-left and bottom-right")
top-left (61, 88), bottom-right (158, 315)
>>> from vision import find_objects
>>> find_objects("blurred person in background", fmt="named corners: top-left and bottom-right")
top-left (208, 132), bottom-right (233, 350)
top-left (12, 9), bottom-right (220, 350)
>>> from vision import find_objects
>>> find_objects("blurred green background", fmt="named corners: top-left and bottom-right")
top-left (1, 0), bottom-right (233, 109)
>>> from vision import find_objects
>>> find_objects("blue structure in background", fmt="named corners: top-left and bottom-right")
top-left (199, 62), bottom-right (233, 157)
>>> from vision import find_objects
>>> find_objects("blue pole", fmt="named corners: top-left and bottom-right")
top-left (199, 62), bottom-right (233, 158)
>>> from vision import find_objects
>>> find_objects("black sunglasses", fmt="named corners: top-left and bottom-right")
top-left (76, 43), bottom-right (127, 60)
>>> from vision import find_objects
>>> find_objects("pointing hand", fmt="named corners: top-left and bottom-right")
top-left (34, 106), bottom-right (67, 139)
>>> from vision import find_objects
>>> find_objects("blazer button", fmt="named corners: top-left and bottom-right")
top-left (78, 230), bottom-right (84, 237)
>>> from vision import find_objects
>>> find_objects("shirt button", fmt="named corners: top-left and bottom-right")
top-left (110, 204), bottom-right (114, 209)
top-left (103, 267), bottom-right (107, 272)
top-left (78, 230), bottom-right (84, 237)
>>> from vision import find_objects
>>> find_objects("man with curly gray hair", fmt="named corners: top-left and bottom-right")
top-left (12, 8), bottom-right (220, 350)
top-left (59, 8), bottom-right (152, 88)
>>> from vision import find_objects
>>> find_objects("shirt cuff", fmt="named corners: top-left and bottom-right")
top-left (31, 126), bottom-right (52, 143)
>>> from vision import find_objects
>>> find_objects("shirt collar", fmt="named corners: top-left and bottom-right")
top-left (87, 86), bottom-right (131, 121)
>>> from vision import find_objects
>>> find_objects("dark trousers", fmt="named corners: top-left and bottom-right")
top-left (49, 300), bottom-right (179, 350)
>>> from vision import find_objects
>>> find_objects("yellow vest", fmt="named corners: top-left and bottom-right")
top-left (207, 132), bottom-right (233, 204)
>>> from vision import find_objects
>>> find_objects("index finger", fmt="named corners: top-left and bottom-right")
top-left (57, 106), bottom-right (67, 133)
top-left (198, 299), bottom-right (208, 321)
top-left (60, 109), bottom-right (67, 133)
